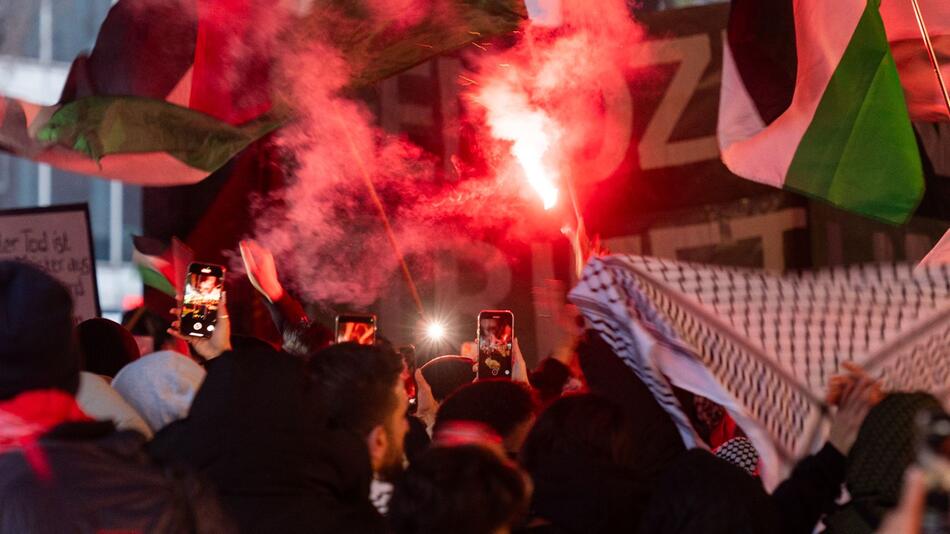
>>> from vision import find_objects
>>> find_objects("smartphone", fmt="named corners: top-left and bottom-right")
top-left (180, 262), bottom-right (225, 338)
top-left (477, 310), bottom-right (514, 379)
top-left (335, 313), bottom-right (377, 345)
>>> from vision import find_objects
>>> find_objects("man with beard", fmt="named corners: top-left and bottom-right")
top-left (149, 286), bottom-right (406, 532)
top-left (308, 342), bottom-right (410, 526)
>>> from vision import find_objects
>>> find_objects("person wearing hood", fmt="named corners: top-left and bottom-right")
top-left (112, 350), bottom-right (206, 434)
top-left (147, 295), bottom-right (327, 533)
top-left (75, 370), bottom-right (153, 438)
top-left (518, 393), bottom-right (653, 533)
top-left (0, 261), bottom-right (230, 533)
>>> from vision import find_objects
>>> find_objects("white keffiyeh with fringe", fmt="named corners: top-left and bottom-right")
top-left (569, 255), bottom-right (950, 489)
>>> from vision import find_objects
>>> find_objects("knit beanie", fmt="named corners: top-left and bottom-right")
top-left (0, 261), bottom-right (79, 400)
top-left (420, 355), bottom-right (475, 402)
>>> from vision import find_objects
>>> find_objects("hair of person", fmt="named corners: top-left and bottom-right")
top-left (637, 449), bottom-right (778, 534)
top-left (307, 342), bottom-right (405, 436)
top-left (528, 356), bottom-right (571, 406)
top-left (520, 392), bottom-right (638, 474)
top-left (434, 379), bottom-right (538, 440)
top-left (77, 318), bottom-right (140, 378)
top-left (281, 320), bottom-right (332, 358)
top-left (389, 445), bottom-right (530, 534)
top-left (419, 355), bottom-right (475, 402)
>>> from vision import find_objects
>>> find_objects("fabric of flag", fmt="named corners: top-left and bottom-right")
top-left (132, 236), bottom-right (194, 298)
top-left (0, 0), bottom-right (526, 185)
top-left (718, 0), bottom-right (929, 224)
top-left (918, 227), bottom-right (950, 269)
top-left (569, 254), bottom-right (950, 489)
top-left (880, 0), bottom-right (950, 122)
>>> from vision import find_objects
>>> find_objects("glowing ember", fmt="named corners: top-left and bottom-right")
top-left (477, 82), bottom-right (560, 210)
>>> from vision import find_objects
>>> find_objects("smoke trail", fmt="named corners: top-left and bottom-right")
top-left (245, 0), bottom-right (646, 307)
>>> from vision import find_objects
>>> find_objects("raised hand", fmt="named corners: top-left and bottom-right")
top-left (826, 363), bottom-right (881, 455)
top-left (240, 239), bottom-right (284, 303)
top-left (512, 337), bottom-right (529, 384)
top-left (168, 292), bottom-right (232, 361)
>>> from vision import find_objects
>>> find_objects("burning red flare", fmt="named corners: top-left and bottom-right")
top-left (470, 0), bottom-right (645, 215)
top-left (476, 78), bottom-right (561, 210)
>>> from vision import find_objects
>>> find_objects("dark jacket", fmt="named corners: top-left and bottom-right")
top-left (149, 344), bottom-right (387, 533)
top-left (576, 330), bottom-right (686, 483)
top-left (0, 422), bottom-right (230, 533)
top-left (524, 454), bottom-right (652, 534)
top-left (578, 330), bottom-right (846, 534)
top-left (772, 443), bottom-right (847, 534)
top-left (638, 445), bottom-right (845, 534)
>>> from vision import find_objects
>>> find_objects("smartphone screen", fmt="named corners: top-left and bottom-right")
top-left (477, 310), bottom-right (513, 379)
top-left (180, 263), bottom-right (225, 338)
top-left (335, 314), bottom-right (377, 345)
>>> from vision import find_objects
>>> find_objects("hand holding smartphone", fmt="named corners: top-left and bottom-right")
top-left (180, 263), bottom-right (225, 338)
top-left (477, 310), bottom-right (514, 380)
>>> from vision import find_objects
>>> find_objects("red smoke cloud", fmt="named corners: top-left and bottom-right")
top-left (241, 0), bottom-right (646, 307)
top-left (468, 0), bottom-right (645, 215)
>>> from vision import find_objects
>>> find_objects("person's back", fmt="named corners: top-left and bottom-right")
top-left (148, 344), bottom-right (324, 533)
top-left (0, 422), bottom-right (225, 532)
top-left (0, 261), bottom-right (229, 533)
top-left (519, 393), bottom-right (655, 534)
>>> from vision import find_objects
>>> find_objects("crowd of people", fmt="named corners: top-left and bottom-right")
top-left (0, 240), bottom-right (944, 533)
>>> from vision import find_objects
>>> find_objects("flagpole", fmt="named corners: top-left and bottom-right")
top-left (565, 175), bottom-right (590, 280)
top-left (334, 110), bottom-right (426, 320)
top-left (910, 0), bottom-right (950, 119)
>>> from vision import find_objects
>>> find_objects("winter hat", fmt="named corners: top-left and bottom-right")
top-left (420, 355), bottom-right (475, 402)
top-left (77, 317), bottom-right (140, 378)
top-left (112, 350), bottom-right (206, 433)
top-left (0, 261), bottom-right (79, 400)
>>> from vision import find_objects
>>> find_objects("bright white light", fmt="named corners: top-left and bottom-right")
top-left (425, 321), bottom-right (446, 341)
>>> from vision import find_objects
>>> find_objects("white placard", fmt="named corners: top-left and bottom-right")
top-left (0, 204), bottom-right (100, 320)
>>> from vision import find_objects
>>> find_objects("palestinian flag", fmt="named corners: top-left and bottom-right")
top-left (880, 0), bottom-right (950, 122)
top-left (132, 236), bottom-right (194, 298)
top-left (0, 0), bottom-right (526, 186)
top-left (718, 0), bottom-right (948, 225)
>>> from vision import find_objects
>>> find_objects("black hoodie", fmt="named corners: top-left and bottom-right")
top-left (149, 344), bottom-right (387, 533)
